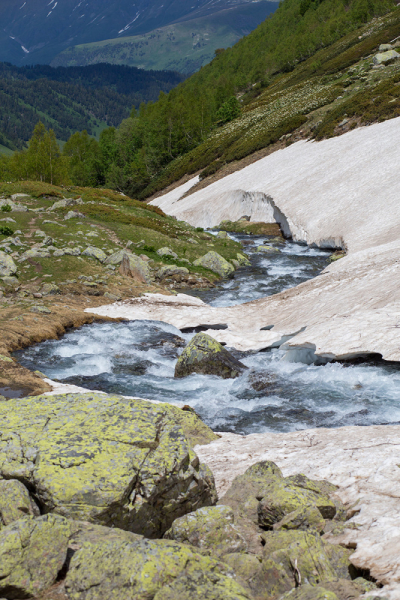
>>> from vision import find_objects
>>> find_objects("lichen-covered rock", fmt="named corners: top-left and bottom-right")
top-left (373, 49), bottom-right (400, 65)
top-left (104, 249), bottom-right (131, 265)
top-left (53, 249), bottom-right (65, 257)
top-left (258, 479), bottom-right (336, 529)
top-left (119, 252), bottom-right (153, 283)
top-left (285, 474), bottom-right (346, 521)
top-left (261, 530), bottom-right (342, 586)
top-left (194, 251), bottom-right (235, 277)
top-left (167, 404), bottom-right (219, 447)
top-left (64, 247), bottom-right (81, 256)
top-left (0, 514), bottom-right (70, 599)
top-left (49, 198), bottom-right (83, 211)
top-left (164, 505), bottom-right (247, 556)
top-left (218, 461), bottom-right (284, 553)
top-left (0, 480), bottom-right (39, 528)
top-left (65, 537), bottom-right (251, 600)
top-left (0, 251), bottom-right (17, 277)
top-left (0, 198), bottom-right (28, 212)
top-left (256, 245), bottom-right (280, 253)
top-left (236, 253), bottom-right (251, 266)
top-left (0, 393), bottom-right (217, 538)
top-left (174, 333), bottom-right (247, 379)
top-left (64, 210), bottom-right (85, 220)
top-left (220, 461), bottom-right (283, 525)
top-left (19, 248), bottom-right (51, 261)
top-left (223, 553), bottom-right (271, 600)
top-left (82, 246), bottom-right (107, 263)
top-left (273, 505), bottom-right (325, 532)
top-left (157, 247), bottom-right (178, 259)
top-left (217, 231), bottom-right (228, 239)
top-left (41, 283), bottom-right (60, 296)
top-left (156, 265), bottom-right (190, 280)
top-left (280, 584), bottom-right (339, 600)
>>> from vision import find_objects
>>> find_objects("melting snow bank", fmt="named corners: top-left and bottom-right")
top-left (195, 425), bottom-right (400, 599)
top-left (150, 117), bottom-right (400, 254)
top-left (89, 117), bottom-right (400, 363)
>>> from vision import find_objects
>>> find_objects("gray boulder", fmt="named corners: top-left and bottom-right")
top-left (119, 252), bottom-right (153, 283)
top-left (194, 251), bottom-right (234, 278)
top-left (164, 505), bottom-right (247, 557)
top-left (0, 393), bottom-right (217, 538)
top-left (82, 246), bottom-right (107, 263)
top-left (157, 246), bottom-right (178, 259)
top-left (156, 265), bottom-right (190, 280)
top-left (0, 514), bottom-right (70, 599)
top-left (0, 251), bottom-right (17, 277)
top-left (175, 333), bottom-right (247, 379)
top-left (373, 49), bottom-right (400, 65)
top-left (65, 536), bottom-right (251, 600)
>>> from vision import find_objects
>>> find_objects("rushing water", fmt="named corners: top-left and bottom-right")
top-left (15, 233), bottom-right (400, 434)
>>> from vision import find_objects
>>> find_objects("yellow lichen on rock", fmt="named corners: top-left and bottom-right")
top-left (0, 392), bottom-right (217, 537)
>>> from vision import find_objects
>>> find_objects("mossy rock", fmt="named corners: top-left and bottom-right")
top-left (164, 505), bottom-right (247, 557)
top-left (0, 479), bottom-right (39, 529)
top-left (261, 530), bottom-right (344, 586)
top-left (175, 333), bottom-right (247, 379)
top-left (0, 251), bottom-right (17, 277)
top-left (280, 584), bottom-right (339, 600)
top-left (193, 251), bottom-right (235, 278)
top-left (273, 504), bottom-right (325, 533)
top-left (0, 514), bottom-right (70, 599)
top-left (0, 393), bottom-right (217, 538)
top-left (258, 479), bottom-right (336, 529)
top-left (65, 536), bottom-right (252, 600)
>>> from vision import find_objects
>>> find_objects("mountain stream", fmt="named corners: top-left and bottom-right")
top-left (16, 233), bottom-right (400, 434)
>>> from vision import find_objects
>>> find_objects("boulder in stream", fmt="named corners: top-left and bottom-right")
top-left (175, 333), bottom-right (248, 379)
top-left (194, 251), bottom-right (235, 278)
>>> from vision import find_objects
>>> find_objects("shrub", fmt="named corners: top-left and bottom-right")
top-left (1, 204), bottom-right (12, 212)
top-left (0, 225), bottom-right (13, 236)
top-left (216, 97), bottom-right (242, 125)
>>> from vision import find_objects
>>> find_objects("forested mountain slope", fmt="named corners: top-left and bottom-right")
top-left (59, 0), bottom-right (395, 198)
top-left (0, 63), bottom-right (183, 151)
top-left (0, 0), bottom-right (278, 67)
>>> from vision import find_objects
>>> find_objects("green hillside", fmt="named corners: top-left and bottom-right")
top-left (51, 3), bottom-right (279, 74)
top-left (0, 63), bottom-right (183, 151)
top-left (1, 0), bottom-right (398, 195)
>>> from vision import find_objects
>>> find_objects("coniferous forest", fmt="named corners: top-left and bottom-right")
top-left (0, 63), bottom-right (184, 150)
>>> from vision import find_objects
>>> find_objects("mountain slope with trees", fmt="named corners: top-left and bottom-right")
top-left (0, 63), bottom-right (183, 151)
top-left (1, 0), bottom-right (399, 194)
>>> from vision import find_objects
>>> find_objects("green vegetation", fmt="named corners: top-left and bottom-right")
top-left (0, 180), bottom-right (244, 294)
top-left (0, 0), bottom-right (398, 199)
top-left (0, 62), bottom-right (183, 150)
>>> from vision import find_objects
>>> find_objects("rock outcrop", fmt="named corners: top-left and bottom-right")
top-left (0, 251), bottom-right (17, 277)
top-left (175, 333), bottom-right (247, 379)
top-left (0, 393), bottom-right (217, 538)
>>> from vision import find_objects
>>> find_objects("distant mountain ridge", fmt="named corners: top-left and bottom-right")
top-left (51, 3), bottom-right (279, 74)
top-left (0, 0), bottom-right (278, 67)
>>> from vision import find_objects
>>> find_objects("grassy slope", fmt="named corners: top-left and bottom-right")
top-left (51, 3), bottom-right (279, 74)
top-left (143, 6), bottom-right (400, 197)
top-left (0, 181), bottom-right (244, 290)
